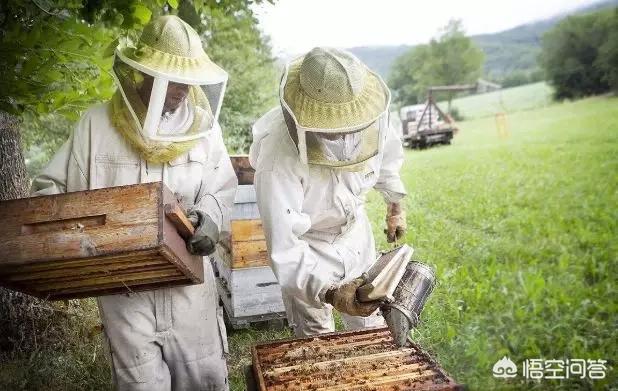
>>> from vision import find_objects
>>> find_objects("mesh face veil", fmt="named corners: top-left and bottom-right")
top-left (280, 48), bottom-right (391, 169)
top-left (111, 15), bottom-right (228, 143)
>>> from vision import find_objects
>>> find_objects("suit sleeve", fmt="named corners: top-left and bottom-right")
top-left (192, 123), bottom-right (237, 236)
top-left (374, 123), bottom-right (407, 203)
top-left (254, 160), bottom-right (335, 308)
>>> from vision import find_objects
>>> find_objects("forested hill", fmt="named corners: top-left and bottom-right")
top-left (349, 0), bottom-right (618, 80)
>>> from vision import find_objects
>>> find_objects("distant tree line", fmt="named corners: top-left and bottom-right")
top-left (389, 20), bottom-right (484, 109)
top-left (541, 7), bottom-right (618, 99)
top-left (496, 69), bottom-right (545, 89)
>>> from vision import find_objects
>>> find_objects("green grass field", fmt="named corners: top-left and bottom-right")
top-left (368, 95), bottom-right (617, 390)
top-left (1, 89), bottom-right (616, 390)
top-left (438, 82), bottom-right (554, 120)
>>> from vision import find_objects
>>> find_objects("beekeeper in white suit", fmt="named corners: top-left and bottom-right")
top-left (32, 15), bottom-right (236, 390)
top-left (249, 47), bottom-right (407, 337)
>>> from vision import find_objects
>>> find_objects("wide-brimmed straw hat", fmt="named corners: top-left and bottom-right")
top-left (281, 47), bottom-right (390, 131)
top-left (115, 15), bottom-right (227, 85)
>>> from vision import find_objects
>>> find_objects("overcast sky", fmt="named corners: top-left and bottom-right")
top-left (254, 0), bottom-right (601, 56)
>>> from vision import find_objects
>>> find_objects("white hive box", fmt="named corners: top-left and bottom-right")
top-left (213, 156), bottom-right (286, 329)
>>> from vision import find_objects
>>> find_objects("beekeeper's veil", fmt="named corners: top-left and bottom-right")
top-left (280, 47), bottom-right (390, 169)
top-left (111, 15), bottom-right (227, 148)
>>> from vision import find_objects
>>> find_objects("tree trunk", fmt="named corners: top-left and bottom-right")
top-left (0, 111), bottom-right (58, 354)
top-left (0, 111), bottom-right (29, 199)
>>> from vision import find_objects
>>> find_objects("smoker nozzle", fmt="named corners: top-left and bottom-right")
top-left (381, 261), bottom-right (436, 347)
top-left (382, 303), bottom-right (418, 347)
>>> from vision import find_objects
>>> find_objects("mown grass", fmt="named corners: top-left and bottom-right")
top-left (1, 94), bottom-right (615, 390)
top-left (366, 95), bottom-right (617, 390)
top-left (438, 82), bottom-right (554, 119)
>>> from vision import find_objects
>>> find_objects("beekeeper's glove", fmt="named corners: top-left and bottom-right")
top-left (186, 210), bottom-right (219, 256)
top-left (385, 202), bottom-right (406, 243)
top-left (325, 275), bottom-right (382, 317)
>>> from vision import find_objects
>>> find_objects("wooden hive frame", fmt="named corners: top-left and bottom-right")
top-left (0, 182), bottom-right (202, 300)
top-left (251, 327), bottom-right (463, 391)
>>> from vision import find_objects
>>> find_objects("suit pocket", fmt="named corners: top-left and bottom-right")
top-left (94, 155), bottom-right (139, 188)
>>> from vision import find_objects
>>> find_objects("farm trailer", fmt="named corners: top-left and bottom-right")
top-left (400, 84), bottom-right (484, 148)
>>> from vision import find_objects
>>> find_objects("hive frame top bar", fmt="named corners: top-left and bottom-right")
top-left (251, 327), bottom-right (464, 391)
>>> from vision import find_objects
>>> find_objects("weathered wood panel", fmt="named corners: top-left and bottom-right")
top-left (0, 182), bottom-right (203, 300)
top-left (231, 220), bottom-right (266, 242)
top-left (230, 219), bottom-right (269, 269)
top-left (231, 241), bottom-right (269, 269)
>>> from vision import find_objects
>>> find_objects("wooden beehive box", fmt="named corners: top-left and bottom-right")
top-left (214, 155), bottom-right (286, 328)
top-left (0, 182), bottom-right (203, 300)
top-left (250, 328), bottom-right (463, 391)
top-left (227, 154), bottom-right (269, 269)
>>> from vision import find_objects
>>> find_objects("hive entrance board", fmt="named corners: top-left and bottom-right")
top-left (251, 328), bottom-right (462, 390)
top-left (0, 182), bottom-right (203, 300)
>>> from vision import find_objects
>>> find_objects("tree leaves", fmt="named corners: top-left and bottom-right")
top-left (389, 20), bottom-right (484, 107)
top-left (0, 0), bottom-right (277, 158)
top-left (132, 4), bottom-right (152, 25)
top-left (541, 7), bottom-right (618, 99)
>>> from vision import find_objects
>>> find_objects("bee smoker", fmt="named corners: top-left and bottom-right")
top-left (381, 261), bottom-right (436, 347)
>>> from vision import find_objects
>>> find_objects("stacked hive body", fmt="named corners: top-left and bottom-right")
top-left (214, 155), bottom-right (286, 328)
top-left (250, 328), bottom-right (462, 391)
top-left (0, 182), bottom-right (203, 300)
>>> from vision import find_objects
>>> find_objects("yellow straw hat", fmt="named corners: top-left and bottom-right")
top-left (281, 47), bottom-right (389, 131)
top-left (116, 15), bottom-right (227, 84)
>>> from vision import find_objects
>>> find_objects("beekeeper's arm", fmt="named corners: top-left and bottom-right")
top-left (31, 111), bottom-right (91, 195)
top-left (374, 122), bottom-right (407, 242)
top-left (254, 160), bottom-right (334, 309)
top-left (188, 122), bottom-right (238, 255)
top-left (374, 122), bottom-right (406, 202)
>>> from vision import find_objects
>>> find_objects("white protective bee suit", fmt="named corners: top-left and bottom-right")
top-left (32, 15), bottom-right (236, 391)
top-left (250, 48), bottom-right (407, 337)
top-left (249, 105), bottom-right (406, 336)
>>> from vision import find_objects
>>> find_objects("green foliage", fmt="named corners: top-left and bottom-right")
top-left (22, 114), bottom-right (73, 177)
top-left (389, 20), bottom-right (484, 107)
top-left (541, 7), bottom-right (618, 99)
top-left (597, 12), bottom-right (618, 92)
top-left (447, 106), bottom-right (463, 121)
top-left (498, 69), bottom-right (544, 88)
top-left (0, 0), bottom-right (277, 163)
top-left (0, 1), bottom-right (115, 120)
top-left (200, 6), bottom-right (278, 153)
top-left (388, 44), bottom-right (431, 106)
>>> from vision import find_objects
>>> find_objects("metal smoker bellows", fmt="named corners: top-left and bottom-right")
top-left (358, 245), bottom-right (436, 346)
top-left (383, 261), bottom-right (436, 346)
